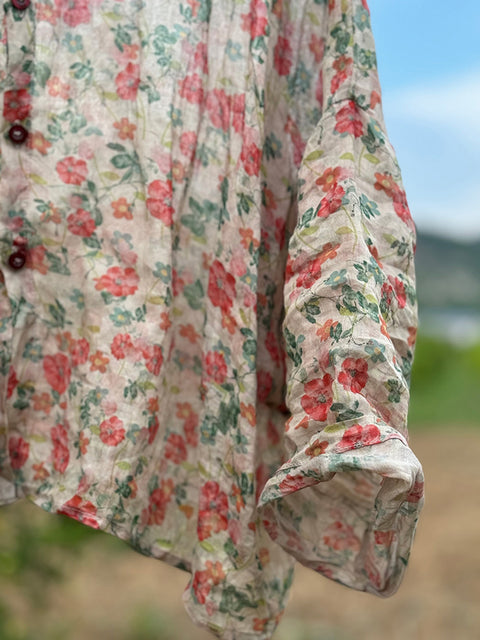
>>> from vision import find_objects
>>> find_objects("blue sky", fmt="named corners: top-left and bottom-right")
top-left (368, 0), bottom-right (480, 241)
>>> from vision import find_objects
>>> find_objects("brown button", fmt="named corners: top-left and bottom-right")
top-left (11, 0), bottom-right (30, 9)
top-left (8, 124), bottom-right (29, 145)
top-left (8, 250), bottom-right (27, 270)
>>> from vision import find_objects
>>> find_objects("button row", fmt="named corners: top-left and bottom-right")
top-left (5, 0), bottom-right (31, 271)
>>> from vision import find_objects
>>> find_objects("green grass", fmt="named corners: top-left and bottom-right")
top-left (408, 333), bottom-right (480, 429)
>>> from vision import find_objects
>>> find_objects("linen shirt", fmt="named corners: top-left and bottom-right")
top-left (0, 0), bottom-right (425, 638)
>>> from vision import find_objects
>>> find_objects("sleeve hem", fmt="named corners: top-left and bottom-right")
top-left (257, 429), bottom-right (424, 596)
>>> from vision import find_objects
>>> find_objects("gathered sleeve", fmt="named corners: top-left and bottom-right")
top-left (257, 0), bottom-right (425, 596)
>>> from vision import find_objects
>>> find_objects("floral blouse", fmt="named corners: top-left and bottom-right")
top-left (0, 0), bottom-right (425, 637)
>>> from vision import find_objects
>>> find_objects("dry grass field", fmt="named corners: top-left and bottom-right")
top-left (1, 427), bottom-right (479, 640)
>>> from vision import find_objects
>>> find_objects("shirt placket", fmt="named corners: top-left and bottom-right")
top-left (1, 0), bottom-right (34, 263)
top-left (0, 0), bottom-right (35, 483)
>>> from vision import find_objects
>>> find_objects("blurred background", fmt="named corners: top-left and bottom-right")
top-left (1, 1), bottom-right (479, 639)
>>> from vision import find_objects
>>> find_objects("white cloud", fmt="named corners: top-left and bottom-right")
top-left (383, 69), bottom-right (480, 140)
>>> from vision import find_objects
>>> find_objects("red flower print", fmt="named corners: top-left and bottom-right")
top-left (99, 416), bottom-right (126, 447)
top-left (295, 254), bottom-right (324, 289)
top-left (334, 100), bottom-right (364, 137)
top-left (179, 324), bottom-right (200, 344)
top-left (316, 318), bottom-right (340, 342)
top-left (265, 330), bottom-right (282, 364)
top-left (194, 41), bottom-right (208, 74)
top-left (56, 156), bottom-right (88, 185)
top-left (141, 344), bottom-right (164, 376)
top-left (206, 88), bottom-right (231, 131)
top-left (164, 433), bottom-right (187, 464)
top-left (408, 325), bottom-right (417, 348)
top-left (232, 483), bottom-right (245, 513)
top-left (32, 392), bottom-right (54, 415)
top-left (176, 402), bottom-right (199, 446)
top-left (179, 131), bottom-right (198, 161)
top-left (274, 35), bottom-right (293, 76)
top-left (388, 275), bottom-right (407, 309)
top-left (51, 423), bottom-right (69, 473)
top-left (6, 367), bottom-right (18, 399)
top-left (57, 494), bottom-right (99, 529)
top-left (54, 0), bottom-right (91, 27)
top-left (192, 569), bottom-right (212, 605)
top-left (315, 166), bottom-right (348, 193)
top-left (8, 436), bottom-right (29, 470)
top-left (33, 462), bottom-right (50, 481)
top-left (300, 374), bottom-right (334, 422)
top-left (171, 268), bottom-right (185, 296)
top-left (374, 530), bottom-right (395, 546)
top-left (240, 134), bottom-right (262, 176)
top-left (368, 243), bottom-right (383, 269)
top-left (240, 402), bottom-right (256, 427)
top-left (142, 478), bottom-right (175, 526)
top-left (113, 117), bottom-right (137, 141)
top-left (374, 172), bottom-right (399, 198)
top-left (406, 480), bottom-right (424, 503)
top-left (323, 521), bottom-right (361, 551)
top-left (392, 189), bottom-right (413, 227)
top-left (316, 184), bottom-right (345, 218)
top-left (207, 259), bottom-right (236, 312)
top-left (374, 173), bottom-right (414, 227)
top-left (94, 266), bottom-right (139, 297)
top-left (184, 418), bottom-right (198, 447)
top-left (111, 333), bottom-right (136, 360)
top-left (337, 423), bottom-right (382, 452)
top-left (204, 351), bottom-right (228, 384)
top-left (3, 88), bottom-right (32, 122)
top-left (146, 179), bottom-right (174, 226)
top-left (111, 197), bottom-right (133, 220)
top-left (305, 439), bottom-right (328, 458)
top-left (197, 481), bottom-right (229, 541)
top-left (78, 430), bottom-right (89, 455)
top-left (267, 418), bottom-right (281, 446)
top-left (159, 311), bottom-right (172, 331)
top-left (256, 370), bottom-right (273, 403)
top-left (285, 115), bottom-right (306, 166)
top-left (147, 415), bottom-right (160, 445)
top-left (370, 89), bottom-right (381, 108)
top-left (331, 55), bottom-right (353, 93)
top-left (240, 0), bottom-right (268, 39)
top-left (25, 245), bottom-right (48, 275)
top-left (115, 62), bottom-right (140, 100)
top-left (309, 33), bottom-right (325, 63)
top-left (253, 618), bottom-right (269, 633)
top-left (192, 561), bottom-right (226, 605)
top-left (338, 357), bottom-right (369, 393)
top-left (279, 474), bottom-right (315, 494)
top-left (66, 208), bottom-right (96, 237)
top-left (178, 73), bottom-right (204, 104)
top-left (43, 353), bottom-right (71, 395)
top-left (231, 93), bottom-right (246, 134)
top-left (89, 350), bottom-right (110, 373)
top-left (70, 338), bottom-right (90, 366)
top-left (294, 242), bottom-right (340, 289)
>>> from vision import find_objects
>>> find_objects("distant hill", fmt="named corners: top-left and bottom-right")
top-left (415, 229), bottom-right (480, 310)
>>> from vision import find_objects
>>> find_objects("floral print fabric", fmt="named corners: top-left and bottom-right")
top-left (0, 0), bottom-right (424, 638)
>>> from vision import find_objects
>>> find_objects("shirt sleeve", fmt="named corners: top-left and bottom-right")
top-left (257, 0), bottom-right (425, 596)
